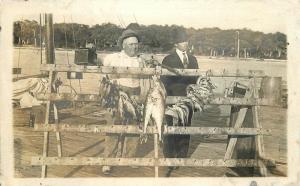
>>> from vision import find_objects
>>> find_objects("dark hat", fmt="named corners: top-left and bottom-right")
top-left (118, 29), bottom-right (140, 48)
top-left (173, 29), bottom-right (188, 44)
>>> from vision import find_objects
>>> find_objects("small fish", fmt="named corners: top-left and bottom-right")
top-left (180, 97), bottom-right (195, 115)
top-left (142, 75), bottom-right (166, 142)
top-left (177, 104), bottom-right (190, 126)
top-left (118, 91), bottom-right (137, 120)
top-left (187, 94), bottom-right (204, 112)
top-left (180, 97), bottom-right (194, 107)
top-left (118, 95), bottom-right (124, 118)
top-left (172, 105), bottom-right (185, 126)
top-left (196, 76), bottom-right (217, 90)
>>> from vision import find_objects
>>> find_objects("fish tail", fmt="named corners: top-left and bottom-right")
top-left (152, 110), bottom-right (164, 142)
top-left (143, 106), bottom-right (152, 133)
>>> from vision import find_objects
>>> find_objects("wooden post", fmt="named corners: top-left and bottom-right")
top-left (41, 71), bottom-right (52, 178)
top-left (40, 14), bottom-right (43, 64)
top-left (253, 77), bottom-right (267, 176)
top-left (154, 134), bottom-right (159, 177)
top-left (236, 31), bottom-right (240, 59)
top-left (54, 104), bottom-right (62, 157)
top-left (42, 130), bottom-right (49, 178)
top-left (41, 13), bottom-right (62, 178)
top-left (224, 107), bottom-right (248, 159)
top-left (259, 77), bottom-right (282, 106)
top-left (45, 14), bottom-right (54, 65)
top-left (225, 78), bottom-right (256, 176)
top-left (252, 106), bottom-right (267, 176)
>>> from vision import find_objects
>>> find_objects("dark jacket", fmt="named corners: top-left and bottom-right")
top-left (161, 51), bottom-right (199, 159)
top-left (161, 51), bottom-right (199, 96)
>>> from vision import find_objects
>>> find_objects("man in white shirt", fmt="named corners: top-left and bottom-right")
top-left (102, 29), bottom-right (149, 175)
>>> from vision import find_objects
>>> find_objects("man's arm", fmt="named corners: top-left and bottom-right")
top-left (138, 55), bottom-right (154, 103)
top-left (190, 55), bottom-right (199, 69)
top-left (189, 55), bottom-right (199, 84)
top-left (160, 56), bottom-right (172, 85)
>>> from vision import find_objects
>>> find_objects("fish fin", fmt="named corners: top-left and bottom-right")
top-left (140, 134), bottom-right (148, 144)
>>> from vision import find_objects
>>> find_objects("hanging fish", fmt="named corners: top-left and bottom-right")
top-left (118, 91), bottom-right (137, 120)
top-left (180, 97), bottom-right (195, 117)
top-left (187, 94), bottom-right (204, 112)
top-left (172, 105), bottom-right (186, 126)
top-left (142, 75), bottom-right (166, 143)
top-left (196, 76), bottom-right (217, 91)
top-left (177, 104), bottom-right (190, 126)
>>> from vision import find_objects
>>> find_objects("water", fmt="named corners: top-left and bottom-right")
top-left (13, 47), bottom-right (287, 94)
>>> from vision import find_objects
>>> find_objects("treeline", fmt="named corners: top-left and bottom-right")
top-left (13, 20), bottom-right (287, 59)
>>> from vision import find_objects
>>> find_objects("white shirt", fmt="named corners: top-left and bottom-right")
top-left (176, 48), bottom-right (189, 65)
top-left (103, 51), bottom-right (141, 88)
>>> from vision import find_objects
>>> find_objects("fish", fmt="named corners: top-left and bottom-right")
top-left (196, 76), bottom-right (217, 90)
top-left (180, 97), bottom-right (195, 116)
top-left (187, 94), bottom-right (204, 112)
top-left (177, 104), bottom-right (190, 126)
top-left (99, 75), bottom-right (110, 98)
top-left (118, 91), bottom-right (137, 120)
top-left (99, 75), bottom-right (119, 108)
top-left (172, 105), bottom-right (186, 126)
top-left (142, 75), bottom-right (166, 142)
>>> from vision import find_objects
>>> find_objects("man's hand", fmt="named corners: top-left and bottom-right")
top-left (138, 53), bottom-right (159, 68)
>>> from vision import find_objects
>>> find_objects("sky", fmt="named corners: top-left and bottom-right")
top-left (13, 0), bottom-right (295, 34)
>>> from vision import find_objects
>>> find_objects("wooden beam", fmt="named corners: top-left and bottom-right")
top-left (41, 70), bottom-right (53, 178)
top-left (253, 106), bottom-right (268, 176)
top-left (35, 93), bottom-right (278, 106)
top-left (253, 76), bottom-right (268, 176)
top-left (12, 74), bottom-right (48, 82)
top-left (154, 134), bottom-right (159, 177)
top-left (224, 108), bottom-right (248, 160)
top-left (45, 14), bottom-right (54, 64)
top-left (53, 104), bottom-right (62, 157)
top-left (40, 64), bottom-right (266, 77)
top-left (41, 130), bottom-right (49, 178)
top-left (168, 96), bottom-right (277, 106)
top-left (34, 124), bottom-right (271, 135)
top-left (35, 93), bottom-right (102, 102)
top-left (41, 13), bottom-right (55, 178)
top-left (31, 157), bottom-right (276, 167)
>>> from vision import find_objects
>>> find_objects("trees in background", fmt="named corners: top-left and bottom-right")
top-left (13, 20), bottom-right (287, 59)
top-left (14, 20), bottom-right (41, 46)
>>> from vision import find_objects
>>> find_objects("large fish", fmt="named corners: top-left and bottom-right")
top-left (142, 75), bottom-right (166, 142)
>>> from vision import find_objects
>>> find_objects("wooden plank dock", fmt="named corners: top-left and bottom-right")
top-left (13, 103), bottom-right (287, 177)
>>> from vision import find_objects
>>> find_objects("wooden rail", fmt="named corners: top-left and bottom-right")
top-left (31, 157), bottom-right (276, 167)
top-left (40, 64), bottom-right (266, 77)
top-left (13, 74), bottom-right (49, 82)
top-left (34, 124), bottom-right (271, 136)
top-left (35, 93), bottom-right (279, 106)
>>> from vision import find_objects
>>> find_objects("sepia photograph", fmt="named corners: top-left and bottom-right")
top-left (1, 0), bottom-right (300, 185)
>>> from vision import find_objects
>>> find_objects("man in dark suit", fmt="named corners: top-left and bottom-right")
top-left (161, 29), bottom-right (199, 171)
